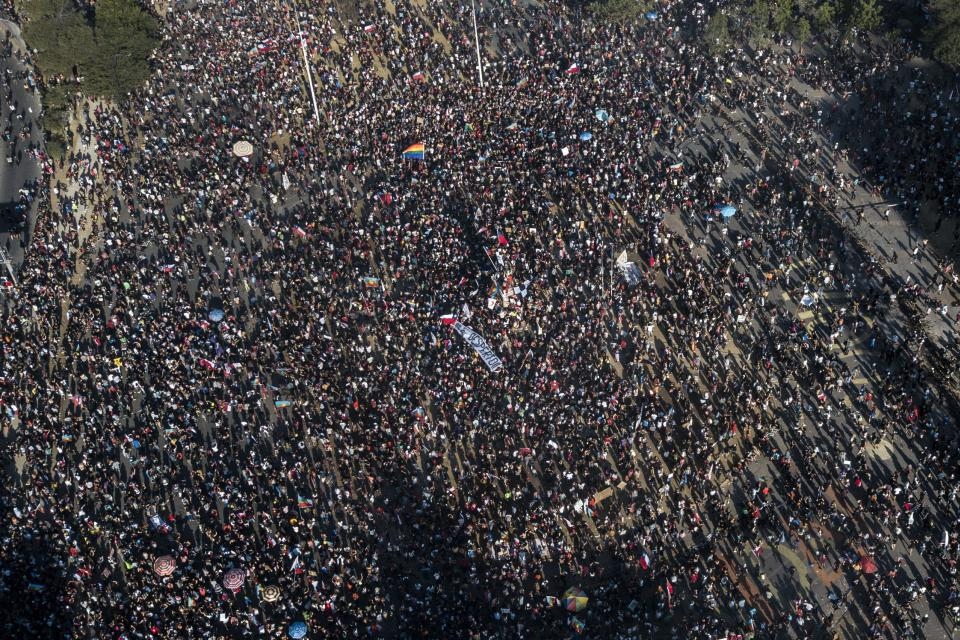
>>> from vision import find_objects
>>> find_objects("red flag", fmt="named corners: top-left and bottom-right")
top-left (497, 230), bottom-right (508, 246)
top-left (639, 552), bottom-right (650, 570)
top-left (440, 314), bottom-right (457, 325)
top-left (565, 63), bottom-right (580, 75)
top-left (198, 358), bottom-right (215, 371)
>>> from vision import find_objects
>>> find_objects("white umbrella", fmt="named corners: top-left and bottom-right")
top-left (232, 141), bottom-right (254, 158)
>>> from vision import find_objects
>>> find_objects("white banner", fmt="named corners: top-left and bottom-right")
top-left (616, 250), bottom-right (641, 287)
top-left (453, 321), bottom-right (503, 372)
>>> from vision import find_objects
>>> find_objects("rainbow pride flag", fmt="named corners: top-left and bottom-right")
top-left (402, 143), bottom-right (425, 160)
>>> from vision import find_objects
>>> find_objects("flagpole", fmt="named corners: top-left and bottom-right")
top-left (293, 7), bottom-right (321, 124)
top-left (471, 0), bottom-right (484, 88)
top-left (484, 248), bottom-right (500, 274)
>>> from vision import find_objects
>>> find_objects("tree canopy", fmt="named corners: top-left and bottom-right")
top-left (586, 0), bottom-right (652, 22)
top-left (705, 11), bottom-right (733, 54)
top-left (22, 0), bottom-right (159, 130)
top-left (928, 0), bottom-right (960, 68)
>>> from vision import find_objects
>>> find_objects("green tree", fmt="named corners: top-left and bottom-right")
top-left (851, 0), bottom-right (882, 32)
top-left (705, 11), bottom-right (733, 54)
top-left (812, 0), bottom-right (838, 34)
top-left (93, 0), bottom-right (160, 99)
top-left (22, 0), bottom-right (159, 147)
top-left (793, 16), bottom-right (811, 53)
top-left (587, 0), bottom-right (651, 21)
top-left (22, 0), bottom-right (97, 127)
top-left (771, 0), bottom-right (793, 34)
top-left (928, 0), bottom-right (960, 68)
top-left (747, 0), bottom-right (771, 43)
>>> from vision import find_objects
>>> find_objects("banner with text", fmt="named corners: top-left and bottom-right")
top-left (453, 321), bottom-right (504, 372)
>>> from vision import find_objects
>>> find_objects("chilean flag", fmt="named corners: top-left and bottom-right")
top-left (497, 229), bottom-right (508, 246)
top-left (565, 63), bottom-right (580, 75)
top-left (440, 314), bottom-right (457, 326)
top-left (639, 552), bottom-right (651, 570)
top-left (198, 358), bottom-right (216, 371)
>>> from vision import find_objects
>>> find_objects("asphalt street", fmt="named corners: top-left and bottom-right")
top-left (0, 18), bottom-right (43, 272)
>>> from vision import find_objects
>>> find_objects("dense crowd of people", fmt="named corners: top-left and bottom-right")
top-left (0, 0), bottom-right (959, 638)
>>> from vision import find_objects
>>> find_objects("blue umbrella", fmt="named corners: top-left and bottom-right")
top-left (594, 109), bottom-right (610, 122)
top-left (579, 132), bottom-right (593, 141)
top-left (288, 621), bottom-right (308, 639)
top-left (209, 309), bottom-right (225, 322)
top-left (712, 203), bottom-right (737, 218)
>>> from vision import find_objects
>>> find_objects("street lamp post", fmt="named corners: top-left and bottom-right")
top-left (471, 0), bottom-right (484, 88)
top-left (292, 8), bottom-right (320, 125)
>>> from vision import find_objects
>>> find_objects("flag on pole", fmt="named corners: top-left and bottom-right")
top-left (639, 552), bottom-right (651, 570)
top-left (440, 314), bottom-right (458, 326)
top-left (297, 496), bottom-right (314, 509)
top-left (402, 143), bottom-right (425, 160)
